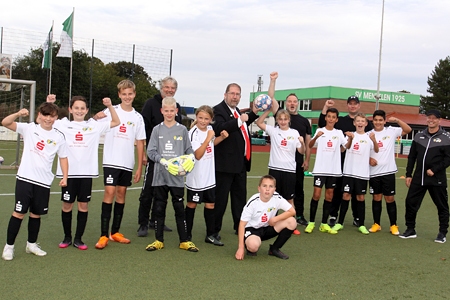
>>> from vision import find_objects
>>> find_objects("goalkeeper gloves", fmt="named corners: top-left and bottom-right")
top-left (180, 154), bottom-right (195, 173)
top-left (160, 158), bottom-right (179, 176)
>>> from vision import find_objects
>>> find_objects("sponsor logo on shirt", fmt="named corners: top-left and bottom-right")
top-left (75, 132), bottom-right (83, 141)
top-left (36, 140), bottom-right (45, 151)
top-left (173, 135), bottom-right (183, 141)
top-left (119, 124), bottom-right (127, 133)
top-left (261, 213), bottom-right (268, 222)
top-left (281, 138), bottom-right (287, 146)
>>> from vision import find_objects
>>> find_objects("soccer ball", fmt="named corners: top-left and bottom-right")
top-left (253, 94), bottom-right (272, 111)
top-left (0, 156), bottom-right (3, 165)
top-left (169, 155), bottom-right (194, 176)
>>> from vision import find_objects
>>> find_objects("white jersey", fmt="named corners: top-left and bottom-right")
top-left (101, 104), bottom-right (146, 171)
top-left (311, 128), bottom-right (347, 177)
top-left (241, 192), bottom-right (292, 229)
top-left (185, 125), bottom-right (215, 191)
top-left (16, 123), bottom-right (68, 188)
top-left (265, 125), bottom-right (301, 173)
top-left (54, 118), bottom-right (110, 178)
top-left (343, 132), bottom-right (374, 180)
top-left (369, 126), bottom-right (403, 177)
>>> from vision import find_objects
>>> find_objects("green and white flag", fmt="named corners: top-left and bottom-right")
top-left (42, 26), bottom-right (53, 69)
top-left (57, 12), bottom-right (73, 58)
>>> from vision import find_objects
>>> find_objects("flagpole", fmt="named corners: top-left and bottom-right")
top-left (49, 20), bottom-right (54, 94)
top-left (68, 7), bottom-right (74, 105)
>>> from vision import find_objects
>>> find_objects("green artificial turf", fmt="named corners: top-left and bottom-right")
top-left (0, 141), bottom-right (449, 299)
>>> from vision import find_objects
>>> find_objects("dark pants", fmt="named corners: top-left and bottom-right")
top-left (138, 160), bottom-right (154, 226)
top-left (214, 170), bottom-right (247, 233)
top-left (329, 176), bottom-right (358, 220)
top-left (152, 186), bottom-right (187, 242)
top-left (405, 183), bottom-right (449, 234)
top-left (294, 160), bottom-right (305, 217)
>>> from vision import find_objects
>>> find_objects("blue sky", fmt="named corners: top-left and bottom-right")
top-left (2, 0), bottom-right (450, 108)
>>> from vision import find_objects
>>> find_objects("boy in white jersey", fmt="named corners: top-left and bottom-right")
top-left (2, 103), bottom-right (68, 261)
top-left (332, 113), bottom-right (379, 234)
top-left (368, 110), bottom-right (411, 235)
top-left (94, 80), bottom-right (146, 249)
top-left (145, 97), bottom-right (198, 252)
top-left (185, 105), bottom-right (228, 246)
top-left (235, 175), bottom-right (297, 260)
top-left (305, 108), bottom-right (347, 234)
top-left (46, 94), bottom-right (120, 250)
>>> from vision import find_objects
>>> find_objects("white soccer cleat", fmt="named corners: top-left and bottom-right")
top-left (2, 244), bottom-right (15, 261)
top-left (26, 242), bottom-right (47, 256)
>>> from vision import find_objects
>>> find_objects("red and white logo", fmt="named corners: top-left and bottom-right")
top-left (378, 140), bottom-right (383, 148)
top-left (327, 140), bottom-right (333, 147)
top-left (261, 213), bottom-right (268, 223)
top-left (206, 145), bottom-right (212, 153)
top-left (353, 143), bottom-right (359, 150)
top-left (75, 132), bottom-right (83, 141)
top-left (36, 140), bottom-right (45, 151)
top-left (119, 124), bottom-right (127, 133)
top-left (281, 139), bottom-right (287, 147)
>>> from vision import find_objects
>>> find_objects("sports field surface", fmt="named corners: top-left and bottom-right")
top-left (0, 141), bottom-right (449, 299)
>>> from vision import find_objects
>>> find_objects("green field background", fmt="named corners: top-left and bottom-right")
top-left (0, 141), bottom-right (449, 299)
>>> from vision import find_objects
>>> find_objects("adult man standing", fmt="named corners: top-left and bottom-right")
top-left (318, 96), bottom-right (372, 227)
top-left (400, 110), bottom-right (450, 243)
top-left (137, 76), bottom-right (182, 237)
top-left (213, 83), bottom-right (259, 239)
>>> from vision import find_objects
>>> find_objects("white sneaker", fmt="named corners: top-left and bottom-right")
top-left (26, 242), bottom-right (47, 256)
top-left (2, 244), bottom-right (14, 261)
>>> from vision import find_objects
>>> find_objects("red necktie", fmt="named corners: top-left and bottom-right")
top-left (234, 111), bottom-right (251, 160)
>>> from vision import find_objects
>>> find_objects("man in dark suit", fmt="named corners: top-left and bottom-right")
top-left (213, 83), bottom-right (259, 240)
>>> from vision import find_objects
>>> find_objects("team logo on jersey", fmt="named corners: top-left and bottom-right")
top-left (331, 136), bottom-right (338, 140)
top-left (126, 121), bottom-right (135, 126)
top-left (75, 132), bottom-right (83, 141)
top-left (36, 140), bottom-right (45, 150)
top-left (261, 213), bottom-right (268, 222)
top-left (359, 139), bottom-right (368, 144)
top-left (433, 138), bottom-right (442, 143)
top-left (173, 135), bottom-right (183, 140)
top-left (267, 207), bottom-right (276, 212)
top-left (46, 139), bottom-right (56, 145)
top-left (119, 124), bottom-right (127, 133)
top-left (286, 136), bottom-right (295, 140)
top-left (82, 126), bottom-right (92, 132)
top-left (381, 136), bottom-right (390, 140)
top-left (281, 138), bottom-right (287, 146)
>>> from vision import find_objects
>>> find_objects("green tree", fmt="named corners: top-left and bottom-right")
top-left (420, 56), bottom-right (450, 118)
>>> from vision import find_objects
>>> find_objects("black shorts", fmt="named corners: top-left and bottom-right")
top-left (103, 167), bottom-right (132, 187)
top-left (342, 176), bottom-right (368, 195)
top-left (14, 180), bottom-right (50, 215)
top-left (186, 187), bottom-right (215, 204)
top-left (61, 178), bottom-right (93, 203)
top-left (244, 226), bottom-right (278, 241)
top-left (269, 169), bottom-right (296, 200)
top-left (313, 176), bottom-right (337, 189)
top-left (369, 174), bottom-right (396, 196)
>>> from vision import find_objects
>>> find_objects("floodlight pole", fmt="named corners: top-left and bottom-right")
top-left (375, 0), bottom-right (385, 110)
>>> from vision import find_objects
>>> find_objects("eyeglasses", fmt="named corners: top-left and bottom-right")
top-left (227, 92), bottom-right (241, 97)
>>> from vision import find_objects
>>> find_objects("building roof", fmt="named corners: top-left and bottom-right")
top-left (368, 112), bottom-right (450, 127)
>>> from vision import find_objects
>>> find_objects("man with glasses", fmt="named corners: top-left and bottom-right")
top-left (213, 83), bottom-right (259, 240)
top-left (318, 96), bottom-right (372, 227)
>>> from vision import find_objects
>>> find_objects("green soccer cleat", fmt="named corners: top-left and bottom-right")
top-left (319, 223), bottom-right (338, 234)
top-left (331, 223), bottom-right (344, 231)
top-left (305, 222), bottom-right (315, 233)
top-left (359, 226), bottom-right (370, 235)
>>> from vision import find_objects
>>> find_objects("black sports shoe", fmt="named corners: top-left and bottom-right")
top-left (434, 232), bottom-right (446, 244)
top-left (137, 225), bottom-right (148, 237)
top-left (73, 240), bottom-right (88, 250)
top-left (268, 245), bottom-right (289, 260)
top-left (399, 228), bottom-right (417, 239)
top-left (205, 235), bottom-right (224, 246)
top-left (353, 218), bottom-right (360, 227)
top-left (296, 216), bottom-right (309, 226)
top-left (328, 216), bottom-right (337, 227)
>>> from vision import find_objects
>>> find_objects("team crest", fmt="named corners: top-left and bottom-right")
top-left (433, 138), bottom-right (442, 143)
top-left (267, 207), bottom-right (276, 212)
top-left (126, 121), bottom-right (135, 126)
top-left (173, 135), bottom-right (183, 141)
top-left (286, 136), bottom-right (294, 140)
top-left (46, 139), bottom-right (56, 145)
top-left (82, 127), bottom-right (93, 132)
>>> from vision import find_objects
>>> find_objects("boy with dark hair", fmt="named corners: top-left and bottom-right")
top-left (332, 113), bottom-right (379, 234)
top-left (235, 175), bottom-right (297, 260)
top-left (306, 108), bottom-right (347, 234)
top-left (94, 79), bottom-right (146, 249)
top-left (2, 103), bottom-right (69, 260)
top-left (145, 97), bottom-right (198, 252)
top-left (368, 110), bottom-right (411, 235)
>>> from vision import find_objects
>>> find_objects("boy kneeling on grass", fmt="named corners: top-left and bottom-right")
top-left (235, 175), bottom-right (296, 260)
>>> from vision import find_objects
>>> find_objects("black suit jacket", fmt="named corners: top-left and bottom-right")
top-left (213, 100), bottom-right (258, 173)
